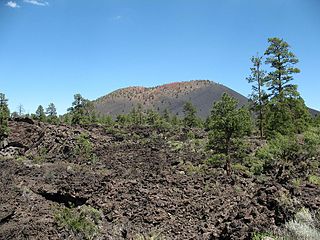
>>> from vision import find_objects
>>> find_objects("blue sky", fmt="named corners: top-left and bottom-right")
top-left (1, 0), bottom-right (320, 114)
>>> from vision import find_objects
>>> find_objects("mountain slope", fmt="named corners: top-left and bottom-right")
top-left (94, 80), bottom-right (248, 118)
top-left (94, 80), bottom-right (319, 118)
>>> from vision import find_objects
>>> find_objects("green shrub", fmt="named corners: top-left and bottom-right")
top-left (183, 161), bottom-right (203, 174)
top-left (75, 133), bottom-right (98, 164)
top-left (244, 157), bottom-right (264, 175)
top-left (303, 127), bottom-right (320, 158)
top-left (292, 178), bottom-right (302, 188)
top-left (256, 133), bottom-right (299, 165)
top-left (310, 161), bottom-right (319, 173)
top-left (232, 163), bottom-right (249, 172)
top-left (308, 175), bottom-right (320, 186)
top-left (168, 140), bottom-right (184, 152)
top-left (251, 232), bottom-right (275, 240)
top-left (186, 130), bottom-right (195, 139)
top-left (55, 205), bottom-right (101, 240)
top-left (206, 153), bottom-right (226, 167)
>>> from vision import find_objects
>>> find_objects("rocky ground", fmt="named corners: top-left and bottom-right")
top-left (0, 119), bottom-right (320, 240)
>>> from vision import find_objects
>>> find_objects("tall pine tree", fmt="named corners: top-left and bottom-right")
top-left (207, 93), bottom-right (252, 175)
top-left (35, 105), bottom-right (46, 122)
top-left (46, 103), bottom-right (58, 124)
top-left (0, 93), bottom-right (10, 139)
top-left (247, 54), bottom-right (268, 138)
top-left (183, 102), bottom-right (199, 128)
top-left (264, 37), bottom-right (310, 135)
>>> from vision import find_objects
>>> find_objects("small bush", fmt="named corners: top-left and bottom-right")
top-left (303, 127), bottom-right (320, 158)
top-left (55, 205), bottom-right (101, 240)
top-left (308, 175), bottom-right (320, 186)
top-left (251, 232), bottom-right (275, 240)
top-left (183, 161), bottom-right (203, 174)
top-left (232, 163), bottom-right (250, 175)
top-left (256, 133), bottom-right (299, 168)
top-left (206, 153), bottom-right (226, 167)
top-left (168, 141), bottom-right (184, 152)
top-left (259, 208), bottom-right (320, 240)
top-left (186, 130), bottom-right (195, 139)
top-left (244, 157), bottom-right (265, 175)
top-left (282, 208), bottom-right (320, 240)
top-left (292, 178), bottom-right (302, 188)
top-left (75, 133), bottom-right (98, 164)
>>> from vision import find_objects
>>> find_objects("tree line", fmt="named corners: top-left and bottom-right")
top-left (0, 37), bottom-right (319, 175)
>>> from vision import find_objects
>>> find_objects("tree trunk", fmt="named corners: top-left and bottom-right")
top-left (224, 137), bottom-right (232, 176)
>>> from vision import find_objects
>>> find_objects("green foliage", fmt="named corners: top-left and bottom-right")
top-left (256, 133), bottom-right (299, 164)
top-left (231, 163), bottom-right (250, 175)
top-left (308, 175), bottom-right (320, 186)
top-left (163, 108), bottom-right (171, 122)
top-left (264, 37), bottom-right (310, 135)
top-left (55, 205), bottom-right (101, 240)
top-left (68, 94), bottom-right (95, 125)
top-left (0, 93), bottom-right (10, 139)
top-left (206, 93), bottom-right (253, 175)
top-left (313, 115), bottom-right (320, 127)
top-left (206, 153), bottom-right (227, 167)
top-left (116, 114), bottom-right (130, 125)
top-left (244, 157), bottom-right (265, 175)
top-left (98, 115), bottom-right (113, 126)
top-left (146, 109), bottom-right (161, 125)
top-left (46, 103), bottom-right (58, 124)
top-left (75, 133), bottom-right (98, 164)
top-left (168, 140), bottom-right (184, 152)
top-left (266, 97), bottom-right (311, 136)
top-left (35, 105), bottom-right (46, 122)
top-left (265, 37), bottom-right (300, 99)
top-left (303, 126), bottom-right (320, 158)
top-left (170, 115), bottom-right (181, 126)
top-left (183, 102), bottom-right (201, 128)
top-left (183, 161), bottom-right (204, 174)
top-left (127, 104), bottom-right (146, 125)
top-left (292, 178), bottom-right (302, 188)
top-left (251, 232), bottom-right (275, 240)
top-left (247, 54), bottom-right (268, 138)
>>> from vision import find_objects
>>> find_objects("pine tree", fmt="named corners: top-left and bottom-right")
top-left (146, 109), bottom-right (160, 125)
top-left (35, 105), bottom-right (46, 122)
top-left (207, 93), bottom-right (252, 175)
top-left (265, 37), bottom-right (300, 100)
top-left (46, 103), bottom-right (58, 124)
top-left (0, 93), bottom-right (10, 139)
top-left (247, 54), bottom-right (268, 138)
top-left (264, 37), bottom-right (310, 135)
top-left (137, 104), bottom-right (144, 125)
top-left (163, 108), bottom-right (171, 122)
top-left (183, 102), bottom-right (199, 128)
top-left (68, 94), bottom-right (93, 125)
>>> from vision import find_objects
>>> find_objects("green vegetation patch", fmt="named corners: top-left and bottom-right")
top-left (55, 205), bottom-right (101, 240)
top-left (308, 175), bottom-right (320, 186)
top-left (75, 133), bottom-right (98, 164)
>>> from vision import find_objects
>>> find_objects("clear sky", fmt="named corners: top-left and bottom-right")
top-left (1, 0), bottom-right (320, 114)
